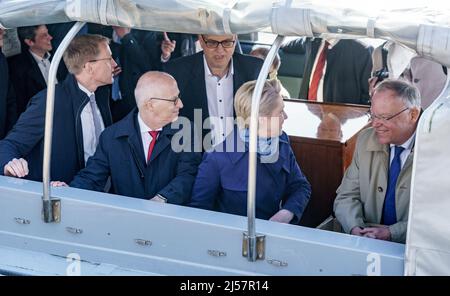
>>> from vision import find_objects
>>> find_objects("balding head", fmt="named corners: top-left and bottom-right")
top-left (134, 71), bottom-right (182, 129)
top-left (135, 71), bottom-right (178, 108)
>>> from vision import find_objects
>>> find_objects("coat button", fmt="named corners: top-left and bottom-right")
top-left (377, 187), bottom-right (383, 192)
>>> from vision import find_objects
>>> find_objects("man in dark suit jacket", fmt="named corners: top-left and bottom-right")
top-left (0, 28), bottom-right (17, 139)
top-left (53, 72), bottom-right (202, 205)
top-left (282, 37), bottom-right (372, 105)
top-left (0, 34), bottom-right (115, 183)
top-left (163, 34), bottom-right (263, 149)
top-left (8, 25), bottom-right (66, 116)
top-left (108, 26), bottom-right (153, 122)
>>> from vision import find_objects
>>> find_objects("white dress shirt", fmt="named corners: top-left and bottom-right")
top-left (78, 83), bottom-right (105, 163)
top-left (389, 131), bottom-right (416, 169)
top-left (309, 39), bottom-right (339, 102)
top-left (138, 112), bottom-right (162, 163)
top-left (29, 50), bottom-right (56, 84)
top-left (203, 55), bottom-right (235, 146)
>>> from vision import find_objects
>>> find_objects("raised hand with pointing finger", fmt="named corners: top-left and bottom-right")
top-left (161, 32), bottom-right (176, 62)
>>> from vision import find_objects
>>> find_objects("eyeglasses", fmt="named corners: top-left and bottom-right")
top-left (201, 36), bottom-right (235, 48)
top-left (88, 57), bottom-right (114, 63)
top-left (367, 107), bottom-right (409, 122)
top-left (149, 96), bottom-right (180, 106)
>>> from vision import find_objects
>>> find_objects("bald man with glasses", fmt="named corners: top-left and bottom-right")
top-left (334, 79), bottom-right (421, 243)
top-left (163, 34), bottom-right (263, 150)
top-left (53, 71), bottom-right (202, 205)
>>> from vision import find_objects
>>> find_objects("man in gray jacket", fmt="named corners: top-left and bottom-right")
top-left (334, 79), bottom-right (421, 243)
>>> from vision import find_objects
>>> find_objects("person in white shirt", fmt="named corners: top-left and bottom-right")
top-left (163, 34), bottom-right (263, 150)
top-left (0, 34), bottom-right (115, 183)
top-left (53, 71), bottom-right (202, 205)
top-left (8, 25), bottom-right (67, 115)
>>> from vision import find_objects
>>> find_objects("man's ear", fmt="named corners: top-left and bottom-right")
top-left (145, 99), bottom-right (154, 112)
top-left (23, 38), bottom-right (34, 48)
top-left (198, 34), bottom-right (205, 49)
top-left (410, 107), bottom-right (421, 122)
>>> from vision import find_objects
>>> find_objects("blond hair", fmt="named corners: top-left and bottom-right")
top-left (234, 79), bottom-right (282, 129)
top-left (63, 34), bottom-right (110, 75)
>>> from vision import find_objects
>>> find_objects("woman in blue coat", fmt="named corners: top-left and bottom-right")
top-left (190, 79), bottom-right (311, 223)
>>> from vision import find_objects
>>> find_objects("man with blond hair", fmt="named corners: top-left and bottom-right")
top-left (0, 34), bottom-right (115, 183)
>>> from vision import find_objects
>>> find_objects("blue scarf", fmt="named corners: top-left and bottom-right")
top-left (238, 128), bottom-right (279, 157)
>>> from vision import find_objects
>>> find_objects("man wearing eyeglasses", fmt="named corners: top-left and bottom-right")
top-left (163, 34), bottom-right (263, 149)
top-left (0, 34), bottom-right (114, 183)
top-left (53, 71), bottom-right (202, 205)
top-left (334, 79), bottom-right (421, 243)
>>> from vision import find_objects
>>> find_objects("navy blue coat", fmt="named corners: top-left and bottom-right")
top-left (70, 109), bottom-right (202, 205)
top-left (0, 74), bottom-right (112, 183)
top-left (0, 52), bottom-right (17, 139)
top-left (190, 130), bottom-right (311, 223)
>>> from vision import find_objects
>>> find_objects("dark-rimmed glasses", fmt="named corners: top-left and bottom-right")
top-left (201, 36), bottom-right (235, 48)
top-left (367, 107), bottom-right (409, 122)
top-left (150, 96), bottom-right (180, 106)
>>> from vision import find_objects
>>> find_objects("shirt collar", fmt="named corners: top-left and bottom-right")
top-left (323, 38), bottom-right (339, 49)
top-left (29, 50), bottom-right (51, 63)
top-left (112, 30), bottom-right (122, 44)
top-left (138, 112), bottom-right (162, 134)
top-left (203, 54), bottom-right (234, 79)
top-left (77, 82), bottom-right (95, 98)
top-left (390, 131), bottom-right (416, 151)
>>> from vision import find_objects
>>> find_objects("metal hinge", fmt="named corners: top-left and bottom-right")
top-left (42, 198), bottom-right (61, 223)
top-left (14, 217), bottom-right (31, 225)
top-left (66, 227), bottom-right (83, 234)
top-left (134, 239), bottom-right (152, 246)
top-left (242, 232), bottom-right (265, 260)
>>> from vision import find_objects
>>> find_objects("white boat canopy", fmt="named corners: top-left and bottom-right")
top-left (1, 0), bottom-right (449, 66)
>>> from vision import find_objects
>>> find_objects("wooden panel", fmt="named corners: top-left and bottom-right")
top-left (283, 100), bottom-right (369, 227)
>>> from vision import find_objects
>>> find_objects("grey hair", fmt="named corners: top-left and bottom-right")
top-left (373, 79), bottom-right (421, 108)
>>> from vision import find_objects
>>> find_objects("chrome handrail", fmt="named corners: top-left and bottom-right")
top-left (246, 35), bottom-right (285, 261)
top-left (42, 22), bottom-right (86, 223)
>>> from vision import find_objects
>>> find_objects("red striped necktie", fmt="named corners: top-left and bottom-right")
top-left (308, 41), bottom-right (329, 101)
top-left (147, 131), bottom-right (159, 163)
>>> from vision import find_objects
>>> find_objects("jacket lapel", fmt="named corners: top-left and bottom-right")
top-left (64, 75), bottom-right (89, 169)
top-left (191, 53), bottom-right (209, 122)
top-left (115, 111), bottom-right (146, 177)
top-left (25, 51), bottom-right (47, 88)
top-left (299, 38), bottom-right (321, 98)
top-left (149, 125), bottom-right (177, 163)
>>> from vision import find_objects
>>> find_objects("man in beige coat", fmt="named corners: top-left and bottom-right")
top-left (334, 79), bottom-right (421, 243)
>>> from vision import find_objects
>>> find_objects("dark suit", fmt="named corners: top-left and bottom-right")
top-left (190, 129), bottom-right (311, 223)
top-left (0, 74), bottom-right (112, 183)
top-left (70, 109), bottom-right (202, 205)
top-left (283, 38), bottom-right (372, 105)
top-left (163, 52), bottom-right (263, 124)
top-left (0, 51), bottom-right (17, 139)
top-left (109, 33), bottom-right (152, 122)
top-left (8, 50), bottom-right (66, 115)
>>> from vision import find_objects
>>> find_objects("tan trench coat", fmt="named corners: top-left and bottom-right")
top-left (334, 127), bottom-right (413, 243)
